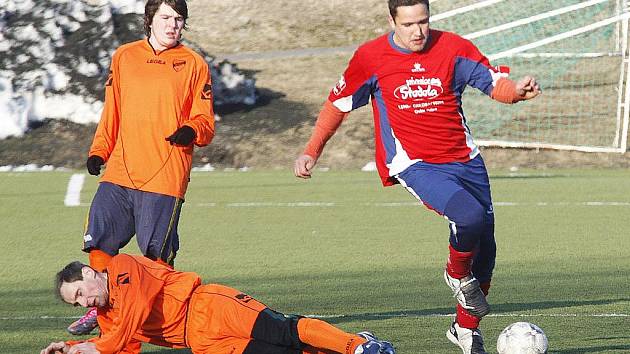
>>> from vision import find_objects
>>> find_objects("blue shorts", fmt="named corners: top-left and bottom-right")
top-left (395, 155), bottom-right (496, 282)
top-left (396, 155), bottom-right (493, 215)
top-left (83, 182), bottom-right (182, 265)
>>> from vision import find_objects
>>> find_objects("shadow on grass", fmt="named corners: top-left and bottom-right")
top-left (493, 298), bottom-right (630, 313)
top-left (326, 298), bottom-right (630, 325)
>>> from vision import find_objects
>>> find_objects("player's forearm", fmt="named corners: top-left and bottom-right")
top-left (303, 100), bottom-right (348, 159)
top-left (184, 114), bottom-right (215, 147)
top-left (490, 77), bottom-right (523, 104)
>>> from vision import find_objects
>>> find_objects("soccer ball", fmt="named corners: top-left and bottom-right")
top-left (496, 322), bottom-right (548, 354)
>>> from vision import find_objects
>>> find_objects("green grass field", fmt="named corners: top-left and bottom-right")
top-left (1, 169), bottom-right (629, 353)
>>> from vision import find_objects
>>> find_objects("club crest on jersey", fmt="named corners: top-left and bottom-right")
top-left (201, 83), bottom-right (212, 100)
top-left (333, 76), bottom-right (346, 96)
top-left (116, 273), bottom-right (130, 285)
top-left (394, 77), bottom-right (443, 101)
top-left (173, 59), bottom-right (186, 72)
top-left (411, 62), bottom-right (425, 73)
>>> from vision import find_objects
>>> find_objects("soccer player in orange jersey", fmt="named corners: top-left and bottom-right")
top-left (41, 254), bottom-right (396, 354)
top-left (69, 0), bottom-right (215, 335)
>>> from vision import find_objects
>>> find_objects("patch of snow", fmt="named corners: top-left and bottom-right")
top-left (43, 63), bottom-right (71, 91)
top-left (192, 163), bottom-right (215, 172)
top-left (0, 164), bottom-right (66, 172)
top-left (0, 0), bottom-right (256, 141)
top-left (77, 59), bottom-right (100, 77)
top-left (361, 161), bottom-right (377, 171)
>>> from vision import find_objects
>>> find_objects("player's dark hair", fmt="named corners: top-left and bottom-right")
top-left (144, 0), bottom-right (189, 38)
top-left (388, 0), bottom-right (430, 20)
top-left (54, 261), bottom-right (87, 302)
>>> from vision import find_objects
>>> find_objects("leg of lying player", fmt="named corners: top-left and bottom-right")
top-left (184, 283), bottom-right (397, 354)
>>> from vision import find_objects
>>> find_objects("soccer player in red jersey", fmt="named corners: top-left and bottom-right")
top-left (41, 254), bottom-right (396, 354)
top-left (294, 1), bottom-right (541, 353)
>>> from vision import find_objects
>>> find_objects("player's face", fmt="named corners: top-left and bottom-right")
top-left (60, 267), bottom-right (108, 308)
top-left (149, 3), bottom-right (185, 51)
top-left (389, 3), bottom-right (430, 52)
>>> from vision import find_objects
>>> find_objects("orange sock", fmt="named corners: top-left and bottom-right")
top-left (298, 319), bottom-right (364, 354)
top-left (89, 249), bottom-right (113, 272)
top-left (297, 318), bottom-right (366, 354)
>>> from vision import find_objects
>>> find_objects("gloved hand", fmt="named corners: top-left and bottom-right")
top-left (86, 155), bottom-right (104, 176)
top-left (166, 125), bottom-right (196, 146)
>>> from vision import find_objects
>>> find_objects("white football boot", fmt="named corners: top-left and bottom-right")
top-left (447, 321), bottom-right (488, 354)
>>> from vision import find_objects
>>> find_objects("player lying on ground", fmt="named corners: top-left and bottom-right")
top-left (41, 254), bottom-right (396, 354)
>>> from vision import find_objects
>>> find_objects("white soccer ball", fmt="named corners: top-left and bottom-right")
top-left (496, 322), bottom-right (548, 354)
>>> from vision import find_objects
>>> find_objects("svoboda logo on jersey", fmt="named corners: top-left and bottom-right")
top-left (394, 77), bottom-right (443, 101)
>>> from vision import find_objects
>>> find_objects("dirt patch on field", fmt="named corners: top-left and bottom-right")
top-left (2, 0), bottom-right (629, 170)
top-left (187, 0), bottom-right (630, 170)
top-left (185, 0), bottom-right (389, 55)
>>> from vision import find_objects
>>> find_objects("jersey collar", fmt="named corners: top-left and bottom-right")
top-left (387, 30), bottom-right (434, 55)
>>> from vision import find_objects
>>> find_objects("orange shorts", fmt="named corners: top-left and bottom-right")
top-left (185, 284), bottom-right (267, 354)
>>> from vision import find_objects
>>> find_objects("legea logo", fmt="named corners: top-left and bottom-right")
top-left (412, 62), bottom-right (425, 73)
top-left (394, 77), bottom-right (443, 101)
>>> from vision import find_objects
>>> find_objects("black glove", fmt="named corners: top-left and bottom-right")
top-left (86, 155), bottom-right (104, 176)
top-left (166, 125), bottom-right (196, 146)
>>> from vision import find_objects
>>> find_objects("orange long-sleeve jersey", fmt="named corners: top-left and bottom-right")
top-left (67, 254), bottom-right (201, 354)
top-left (89, 39), bottom-right (215, 198)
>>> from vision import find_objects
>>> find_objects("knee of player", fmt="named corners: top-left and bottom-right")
top-left (463, 207), bottom-right (488, 231)
top-left (445, 194), bottom-right (487, 230)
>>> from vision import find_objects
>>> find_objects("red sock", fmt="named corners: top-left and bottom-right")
top-left (456, 304), bottom-right (481, 329)
top-left (446, 244), bottom-right (474, 279)
top-left (89, 249), bottom-right (113, 272)
top-left (297, 318), bottom-right (366, 354)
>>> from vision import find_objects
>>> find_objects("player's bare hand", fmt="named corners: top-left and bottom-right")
top-left (294, 154), bottom-right (316, 179)
top-left (68, 342), bottom-right (99, 354)
top-left (515, 76), bottom-right (541, 100)
top-left (41, 341), bottom-right (69, 354)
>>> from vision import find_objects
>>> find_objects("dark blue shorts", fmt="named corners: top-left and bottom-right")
top-left (395, 155), bottom-right (496, 282)
top-left (395, 155), bottom-right (493, 215)
top-left (83, 182), bottom-right (182, 264)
